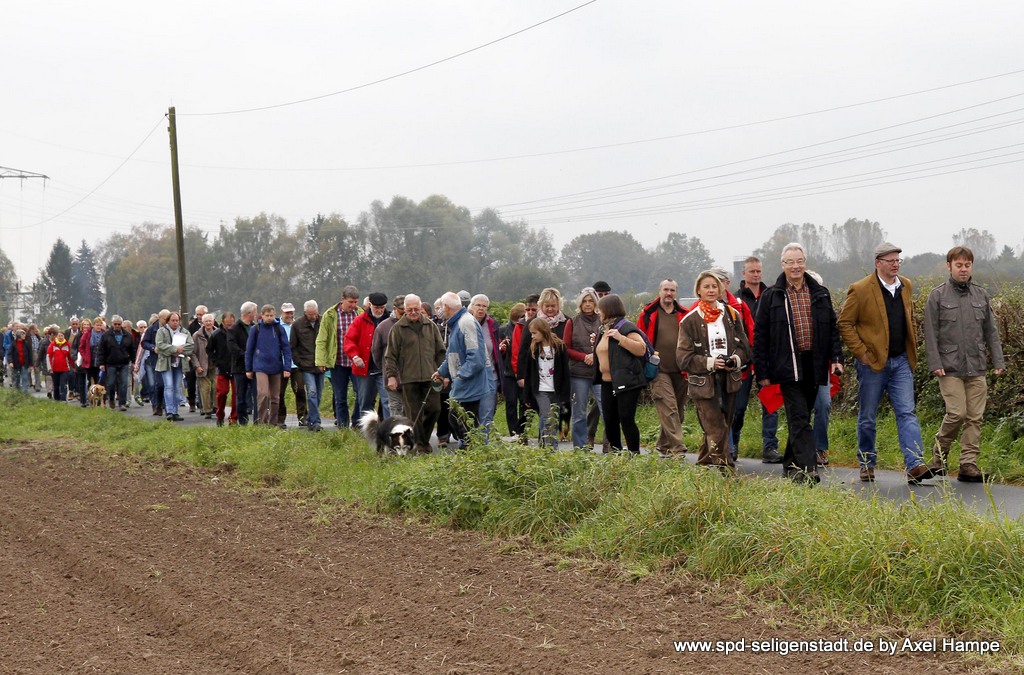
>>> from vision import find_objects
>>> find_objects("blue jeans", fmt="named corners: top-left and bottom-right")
top-left (355, 372), bottom-right (390, 420)
top-left (302, 371), bottom-right (325, 429)
top-left (329, 365), bottom-right (357, 427)
top-left (11, 366), bottom-right (30, 392)
top-left (812, 384), bottom-right (831, 451)
top-left (105, 364), bottom-right (131, 406)
top-left (477, 373), bottom-right (497, 444)
top-left (855, 355), bottom-right (925, 469)
top-left (146, 362), bottom-right (164, 411)
top-left (161, 367), bottom-right (183, 414)
top-left (730, 375), bottom-right (779, 457)
top-left (570, 376), bottom-right (602, 448)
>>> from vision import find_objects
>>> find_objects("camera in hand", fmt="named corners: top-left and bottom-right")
top-left (722, 355), bottom-right (737, 370)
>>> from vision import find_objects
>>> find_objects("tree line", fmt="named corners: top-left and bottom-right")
top-left (5, 193), bottom-right (1022, 325)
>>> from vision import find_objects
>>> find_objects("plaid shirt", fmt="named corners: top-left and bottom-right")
top-left (335, 307), bottom-right (357, 366)
top-left (786, 280), bottom-right (813, 352)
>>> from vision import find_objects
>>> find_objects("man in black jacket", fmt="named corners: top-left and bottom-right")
top-left (290, 300), bottom-right (323, 431)
top-left (732, 256), bottom-right (782, 463)
top-left (228, 302), bottom-right (257, 425)
top-left (97, 315), bottom-right (136, 410)
top-left (207, 311), bottom-right (236, 426)
top-left (753, 244), bottom-right (843, 483)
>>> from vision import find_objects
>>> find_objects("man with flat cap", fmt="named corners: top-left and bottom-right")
top-left (838, 241), bottom-right (933, 485)
top-left (344, 291), bottom-right (392, 422)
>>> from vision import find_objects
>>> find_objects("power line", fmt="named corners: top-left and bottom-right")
top-left (498, 115), bottom-right (1024, 217)
top-left (0, 117), bottom-right (167, 232)
top-left (183, 1), bottom-right (600, 117)
top-left (526, 157), bottom-right (1024, 224)
top-left (488, 91), bottom-right (1024, 211)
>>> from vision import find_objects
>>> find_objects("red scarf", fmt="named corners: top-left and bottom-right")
top-left (698, 300), bottom-right (722, 323)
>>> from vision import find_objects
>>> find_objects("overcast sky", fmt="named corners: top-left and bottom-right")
top-left (3, 0), bottom-right (1023, 283)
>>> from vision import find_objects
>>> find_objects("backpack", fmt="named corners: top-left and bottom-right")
top-left (613, 318), bottom-right (659, 382)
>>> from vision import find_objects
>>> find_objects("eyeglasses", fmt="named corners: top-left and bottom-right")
top-left (782, 258), bottom-right (806, 267)
top-left (877, 257), bottom-right (904, 265)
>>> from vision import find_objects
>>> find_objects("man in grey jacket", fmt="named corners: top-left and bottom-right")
top-left (923, 246), bottom-right (1006, 482)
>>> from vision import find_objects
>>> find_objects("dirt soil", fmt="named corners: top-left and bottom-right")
top-left (0, 443), bottom-right (997, 674)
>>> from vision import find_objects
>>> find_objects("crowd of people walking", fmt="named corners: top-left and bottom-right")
top-left (2, 243), bottom-right (1005, 485)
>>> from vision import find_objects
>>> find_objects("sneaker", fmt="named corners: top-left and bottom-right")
top-left (816, 450), bottom-right (829, 466)
top-left (171, 414), bottom-right (185, 422)
top-left (119, 405), bottom-right (128, 411)
top-left (189, 405), bottom-right (197, 413)
top-left (859, 466), bottom-right (875, 482)
top-left (309, 424), bottom-right (322, 432)
top-left (761, 448), bottom-right (784, 464)
top-left (135, 395), bottom-right (143, 406)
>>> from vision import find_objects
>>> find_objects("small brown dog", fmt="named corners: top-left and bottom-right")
top-left (88, 384), bottom-right (107, 408)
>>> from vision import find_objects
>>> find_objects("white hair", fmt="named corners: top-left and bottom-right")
top-left (303, 300), bottom-right (318, 312)
top-left (240, 301), bottom-right (257, 316)
top-left (470, 293), bottom-right (489, 306)
top-left (440, 291), bottom-right (462, 310)
top-left (780, 242), bottom-right (806, 261)
top-left (194, 305), bottom-right (208, 314)
top-left (404, 294), bottom-right (421, 308)
top-left (806, 270), bottom-right (823, 285)
top-left (110, 314), bottom-right (123, 324)
top-left (202, 313), bottom-right (216, 324)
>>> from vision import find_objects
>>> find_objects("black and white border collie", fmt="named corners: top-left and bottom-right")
top-left (358, 410), bottom-right (415, 456)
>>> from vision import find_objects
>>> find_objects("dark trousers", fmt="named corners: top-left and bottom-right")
top-left (185, 370), bottom-right (197, 408)
top-left (277, 367), bottom-right (307, 424)
top-left (233, 373), bottom-right (254, 424)
top-left (503, 376), bottom-right (526, 437)
top-left (449, 398), bottom-right (481, 447)
top-left (437, 390), bottom-right (453, 441)
top-left (52, 371), bottom-right (69, 402)
top-left (105, 364), bottom-right (131, 406)
top-left (402, 381), bottom-right (441, 450)
top-left (600, 382), bottom-right (641, 454)
top-left (780, 351), bottom-right (818, 473)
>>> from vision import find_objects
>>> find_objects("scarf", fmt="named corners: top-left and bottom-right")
top-left (537, 308), bottom-right (567, 329)
top-left (698, 300), bottom-right (722, 323)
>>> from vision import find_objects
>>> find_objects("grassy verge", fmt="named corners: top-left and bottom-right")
top-left (3, 390), bottom-right (1023, 658)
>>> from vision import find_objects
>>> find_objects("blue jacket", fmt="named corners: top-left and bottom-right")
top-left (437, 307), bottom-right (487, 403)
top-left (244, 318), bottom-right (292, 375)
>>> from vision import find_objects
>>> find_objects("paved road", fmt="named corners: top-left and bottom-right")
top-left (24, 386), bottom-right (1024, 520)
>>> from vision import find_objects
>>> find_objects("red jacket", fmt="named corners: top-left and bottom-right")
top-left (342, 312), bottom-right (382, 377)
top-left (636, 299), bottom-right (686, 373)
top-left (48, 340), bottom-right (73, 373)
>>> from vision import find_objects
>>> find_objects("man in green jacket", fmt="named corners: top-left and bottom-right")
top-left (315, 285), bottom-right (361, 428)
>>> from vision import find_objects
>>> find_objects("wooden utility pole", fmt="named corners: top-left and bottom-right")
top-left (167, 107), bottom-right (188, 318)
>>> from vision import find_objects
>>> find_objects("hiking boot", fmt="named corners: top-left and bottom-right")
top-left (761, 448), bottom-right (784, 463)
top-left (108, 399), bottom-right (116, 410)
top-left (792, 470), bottom-right (821, 485)
top-left (816, 450), bottom-right (829, 466)
top-left (907, 464), bottom-right (935, 485)
top-left (859, 466), bottom-right (875, 482)
top-left (956, 464), bottom-right (987, 483)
